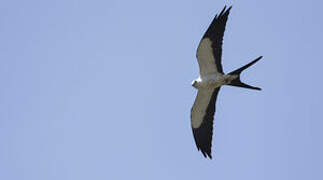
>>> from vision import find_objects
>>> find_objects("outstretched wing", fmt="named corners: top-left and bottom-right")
top-left (196, 6), bottom-right (232, 75)
top-left (191, 88), bottom-right (221, 159)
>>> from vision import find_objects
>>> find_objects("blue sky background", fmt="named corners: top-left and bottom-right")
top-left (1, 0), bottom-right (323, 179)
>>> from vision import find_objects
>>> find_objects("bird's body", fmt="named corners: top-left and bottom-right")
top-left (192, 73), bottom-right (238, 89)
top-left (190, 6), bottom-right (262, 159)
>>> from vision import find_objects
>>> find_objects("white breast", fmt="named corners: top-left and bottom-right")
top-left (196, 74), bottom-right (225, 89)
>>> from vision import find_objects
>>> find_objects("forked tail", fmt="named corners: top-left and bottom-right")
top-left (228, 56), bottom-right (262, 90)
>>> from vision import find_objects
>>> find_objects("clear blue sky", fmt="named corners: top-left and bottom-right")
top-left (1, 0), bottom-right (322, 179)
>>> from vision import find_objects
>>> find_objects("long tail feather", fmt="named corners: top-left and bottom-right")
top-left (227, 56), bottom-right (262, 91)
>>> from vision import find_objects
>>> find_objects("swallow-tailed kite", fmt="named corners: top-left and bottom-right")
top-left (191, 6), bottom-right (262, 159)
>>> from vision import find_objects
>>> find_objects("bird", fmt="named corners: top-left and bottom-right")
top-left (191, 6), bottom-right (262, 159)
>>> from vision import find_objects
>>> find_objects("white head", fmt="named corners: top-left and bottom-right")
top-left (191, 80), bottom-right (198, 89)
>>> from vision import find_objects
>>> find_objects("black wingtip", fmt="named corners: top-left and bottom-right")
top-left (207, 152), bottom-right (212, 159)
top-left (218, 5), bottom-right (232, 18)
top-left (219, 6), bottom-right (227, 16)
top-left (193, 127), bottom-right (213, 159)
top-left (202, 151), bottom-right (207, 158)
top-left (195, 142), bottom-right (212, 159)
top-left (227, 5), bottom-right (233, 12)
top-left (200, 148), bottom-right (212, 159)
top-left (199, 147), bottom-right (212, 159)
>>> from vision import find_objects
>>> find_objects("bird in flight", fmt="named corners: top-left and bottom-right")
top-left (191, 6), bottom-right (262, 159)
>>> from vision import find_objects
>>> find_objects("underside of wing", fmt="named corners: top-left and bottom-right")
top-left (196, 6), bottom-right (232, 75)
top-left (191, 88), bottom-right (221, 159)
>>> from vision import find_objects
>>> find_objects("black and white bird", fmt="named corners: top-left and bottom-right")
top-left (191, 6), bottom-right (262, 159)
